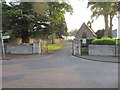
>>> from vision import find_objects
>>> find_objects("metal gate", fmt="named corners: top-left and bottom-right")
top-left (81, 44), bottom-right (88, 55)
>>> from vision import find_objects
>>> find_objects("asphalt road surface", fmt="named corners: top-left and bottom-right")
top-left (2, 42), bottom-right (118, 88)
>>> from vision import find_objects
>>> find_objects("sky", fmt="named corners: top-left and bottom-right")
top-left (64, 0), bottom-right (118, 32)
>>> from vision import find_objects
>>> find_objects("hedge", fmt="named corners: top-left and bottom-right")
top-left (92, 38), bottom-right (116, 45)
top-left (116, 39), bottom-right (120, 45)
top-left (80, 38), bottom-right (94, 45)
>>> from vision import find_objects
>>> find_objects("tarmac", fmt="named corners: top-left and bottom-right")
top-left (1, 53), bottom-right (119, 63)
top-left (1, 54), bottom-right (47, 60)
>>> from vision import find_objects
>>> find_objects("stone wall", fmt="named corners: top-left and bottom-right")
top-left (5, 43), bottom-right (41, 54)
top-left (89, 45), bottom-right (118, 56)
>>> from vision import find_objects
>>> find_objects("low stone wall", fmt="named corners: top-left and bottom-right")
top-left (89, 45), bottom-right (118, 56)
top-left (5, 43), bottom-right (41, 54)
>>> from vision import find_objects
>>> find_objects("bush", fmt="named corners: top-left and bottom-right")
top-left (80, 38), bottom-right (95, 45)
top-left (117, 39), bottom-right (120, 45)
top-left (92, 37), bottom-right (116, 45)
top-left (86, 38), bottom-right (94, 44)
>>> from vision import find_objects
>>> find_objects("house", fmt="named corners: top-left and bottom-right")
top-left (75, 23), bottom-right (97, 40)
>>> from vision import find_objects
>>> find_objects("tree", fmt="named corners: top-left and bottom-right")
top-left (88, 2), bottom-right (117, 37)
top-left (95, 29), bottom-right (105, 39)
top-left (2, 1), bottom-right (72, 43)
top-left (2, 2), bottom-right (50, 42)
top-left (46, 2), bottom-right (73, 44)
top-left (69, 29), bottom-right (78, 36)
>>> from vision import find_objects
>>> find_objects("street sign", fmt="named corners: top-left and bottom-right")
top-left (2, 35), bottom-right (10, 39)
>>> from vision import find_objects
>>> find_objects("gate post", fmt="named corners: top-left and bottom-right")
top-left (72, 40), bottom-right (81, 56)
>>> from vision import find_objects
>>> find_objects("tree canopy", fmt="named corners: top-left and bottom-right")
top-left (88, 2), bottom-right (118, 37)
top-left (2, 1), bottom-right (73, 43)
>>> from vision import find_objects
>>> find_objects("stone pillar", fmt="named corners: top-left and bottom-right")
top-left (33, 39), bottom-right (41, 54)
top-left (118, 11), bottom-right (120, 39)
top-left (72, 40), bottom-right (81, 56)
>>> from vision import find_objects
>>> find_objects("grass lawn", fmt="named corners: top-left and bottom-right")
top-left (48, 42), bottom-right (66, 51)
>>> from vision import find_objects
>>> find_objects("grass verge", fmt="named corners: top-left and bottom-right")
top-left (48, 42), bottom-right (66, 51)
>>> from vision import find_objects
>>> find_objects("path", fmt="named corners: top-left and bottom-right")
top-left (2, 42), bottom-right (118, 88)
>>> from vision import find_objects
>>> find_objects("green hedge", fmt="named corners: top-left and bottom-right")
top-left (92, 38), bottom-right (116, 45)
top-left (117, 39), bottom-right (120, 45)
top-left (80, 38), bottom-right (94, 45)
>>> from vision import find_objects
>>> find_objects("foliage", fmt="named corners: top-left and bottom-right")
top-left (95, 29), bottom-right (105, 39)
top-left (47, 2), bottom-right (73, 43)
top-left (48, 42), bottom-right (66, 51)
top-left (116, 39), bottom-right (120, 45)
top-left (2, 1), bottom-right (73, 43)
top-left (69, 29), bottom-right (78, 36)
top-left (88, 2), bottom-right (118, 37)
top-left (92, 37), bottom-right (116, 45)
top-left (2, 2), bottom-right (50, 42)
top-left (80, 38), bottom-right (94, 45)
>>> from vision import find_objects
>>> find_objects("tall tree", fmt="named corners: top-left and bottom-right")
top-left (2, 2), bottom-right (50, 42)
top-left (46, 2), bottom-right (73, 44)
top-left (88, 2), bottom-right (117, 37)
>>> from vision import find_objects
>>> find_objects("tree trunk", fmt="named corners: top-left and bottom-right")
top-left (104, 14), bottom-right (109, 36)
top-left (21, 30), bottom-right (29, 43)
top-left (109, 14), bottom-right (113, 37)
top-left (52, 33), bottom-right (55, 44)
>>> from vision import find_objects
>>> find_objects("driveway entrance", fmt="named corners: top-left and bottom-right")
top-left (2, 42), bottom-right (118, 88)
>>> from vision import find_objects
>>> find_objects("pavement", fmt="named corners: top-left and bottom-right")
top-left (2, 54), bottom-right (47, 61)
top-left (77, 55), bottom-right (119, 63)
top-left (2, 42), bottom-right (118, 88)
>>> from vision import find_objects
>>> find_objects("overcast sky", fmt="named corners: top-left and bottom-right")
top-left (65, 0), bottom-right (118, 32)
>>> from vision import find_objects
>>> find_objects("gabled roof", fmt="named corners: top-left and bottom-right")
top-left (78, 23), bottom-right (97, 37)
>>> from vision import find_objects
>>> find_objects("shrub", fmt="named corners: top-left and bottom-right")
top-left (92, 37), bottom-right (116, 45)
top-left (117, 39), bottom-right (120, 45)
top-left (80, 38), bottom-right (95, 45)
top-left (86, 38), bottom-right (94, 44)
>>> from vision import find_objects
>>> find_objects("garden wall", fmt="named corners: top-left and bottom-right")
top-left (5, 43), bottom-right (41, 54)
top-left (89, 45), bottom-right (118, 56)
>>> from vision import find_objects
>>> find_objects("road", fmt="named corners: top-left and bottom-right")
top-left (2, 42), bottom-right (118, 88)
